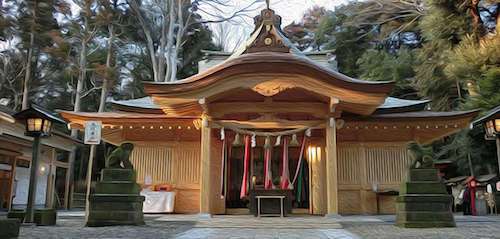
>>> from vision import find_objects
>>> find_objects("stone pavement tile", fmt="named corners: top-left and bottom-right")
top-left (225, 228), bottom-right (258, 238)
top-left (253, 228), bottom-right (280, 238)
top-left (174, 228), bottom-right (217, 239)
top-left (208, 228), bottom-right (239, 239)
top-left (317, 229), bottom-right (361, 239)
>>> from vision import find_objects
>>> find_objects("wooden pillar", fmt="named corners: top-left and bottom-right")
top-left (64, 151), bottom-right (72, 209)
top-left (199, 117), bottom-right (211, 216)
top-left (325, 117), bottom-right (338, 215)
top-left (46, 148), bottom-right (56, 208)
top-left (8, 157), bottom-right (17, 210)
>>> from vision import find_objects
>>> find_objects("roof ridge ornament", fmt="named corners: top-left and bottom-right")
top-left (246, 7), bottom-right (290, 53)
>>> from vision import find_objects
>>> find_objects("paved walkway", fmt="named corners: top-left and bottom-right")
top-left (4, 210), bottom-right (500, 238)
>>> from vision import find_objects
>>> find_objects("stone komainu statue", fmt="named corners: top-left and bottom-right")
top-left (406, 141), bottom-right (435, 169)
top-left (106, 142), bottom-right (134, 169)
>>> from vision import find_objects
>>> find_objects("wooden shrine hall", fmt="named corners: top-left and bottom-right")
top-left (60, 7), bottom-right (479, 216)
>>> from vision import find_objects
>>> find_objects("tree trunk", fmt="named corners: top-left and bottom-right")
top-left (22, 26), bottom-right (35, 110)
top-left (99, 24), bottom-right (114, 113)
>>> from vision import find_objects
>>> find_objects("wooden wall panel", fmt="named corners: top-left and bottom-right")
top-left (209, 138), bottom-right (225, 215)
top-left (174, 189), bottom-right (200, 213)
top-left (310, 146), bottom-right (326, 215)
top-left (363, 147), bottom-right (410, 190)
top-left (337, 148), bottom-right (360, 189)
top-left (379, 195), bottom-right (397, 214)
top-left (337, 142), bottom-right (409, 214)
top-left (361, 190), bottom-right (377, 214)
top-left (178, 148), bottom-right (200, 185)
top-left (338, 190), bottom-right (361, 214)
top-left (130, 148), bottom-right (173, 185)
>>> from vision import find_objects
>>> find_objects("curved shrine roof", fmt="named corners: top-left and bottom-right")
top-left (143, 52), bottom-right (394, 95)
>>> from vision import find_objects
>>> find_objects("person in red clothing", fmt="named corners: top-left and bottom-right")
top-left (463, 186), bottom-right (472, 215)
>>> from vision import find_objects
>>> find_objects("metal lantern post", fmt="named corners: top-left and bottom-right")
top-left (473, 106), bottom-right (500, 175)
top-left (13, 104), bottom-right (65, 223)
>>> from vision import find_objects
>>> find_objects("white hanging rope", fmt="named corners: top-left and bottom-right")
top-left (220, 126), bottom-right (225, 140)
top-left (275, 135), bottom-right (281, 146)
top-left (305, 128), bottom-right (312, 137)
top-left (251, 134), bottom-right (256, 148)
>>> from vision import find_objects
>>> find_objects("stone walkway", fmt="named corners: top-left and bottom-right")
top-left (7, 210), bottom-right (500, 239)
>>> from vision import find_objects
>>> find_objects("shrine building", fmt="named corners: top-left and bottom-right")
top-left (60, 7), bottom-right (479, 216)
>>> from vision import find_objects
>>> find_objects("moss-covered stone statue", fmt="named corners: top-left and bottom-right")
top-left (106, 142), bottom-right (134, 169)
top-left (406, 141), bottom-right (434, 169)
top-left (86, 142), bottom-right (144, 227)
top-left (394, 141), bottom-right (455, 228)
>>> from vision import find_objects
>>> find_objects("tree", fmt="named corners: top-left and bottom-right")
top-left (356, 47), bottom-right (420, 99)
top-left (283, 6), bottom-right (326, 51)
top-left (313, 0), bottom-right (423, 87)
top-left (128, 0), bottom-right (258, 82)
top-left (0, 0), bottom-right (65, 110)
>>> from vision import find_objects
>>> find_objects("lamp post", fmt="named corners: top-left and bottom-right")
top-left (473, 106), bottom-right (500, 175)
top-left (13, 104), bottom-right (65, 223)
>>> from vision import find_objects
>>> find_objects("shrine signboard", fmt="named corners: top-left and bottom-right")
top-left (84, 121), bottom-right (102, 145)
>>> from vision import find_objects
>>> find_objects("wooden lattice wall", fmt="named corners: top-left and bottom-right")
top-left (129, 145), bottom-right (201, 213)
top-left (337, 142), bottom-right (411, 214)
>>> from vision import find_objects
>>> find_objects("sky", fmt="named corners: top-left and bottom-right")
top-left (199, 0), bottom-right (348, 52)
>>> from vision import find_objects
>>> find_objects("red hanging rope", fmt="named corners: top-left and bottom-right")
top-left (292, 132), bottom-right (307, 185)
top-left (240, 135), bottom-right (251, 199)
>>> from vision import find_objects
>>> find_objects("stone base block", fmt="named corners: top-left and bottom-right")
top-left (0, 218), bottom-right (21, 239)
top-left (7, 210), bottom-right (57, 226)
top-left (400, 182), bottom-right (447, 194)
top-left (87, 210), bottom-right (144, 222)
top-left (86, 219), bottom-right (146, 227)
top-left (408, 169), bottom-right (440, 181)
top-left (397, 201), bottom-right (451, 212)
top-left (86, 210), bottom-right (144, 227)
top-left (101, 168), bottom-right (136, 182)
top-left (396, 211), bottom-right (454, 222)
top-left (394, 221), bottom-right (456, 228)
top-left (86, 194), bottom-right (145, 227)
top-left (90, 194), bottom-right (145, 202)
top-left (94, 182), bottom-right (140, 194)
top-left (90, 201), bottom-right (144, 211)
top-left (395, 194), bottom-right (454, 203)
top-left (7, 210), bottom-right (25, 222)
top-left (33, 209), bottom-right (57, 226)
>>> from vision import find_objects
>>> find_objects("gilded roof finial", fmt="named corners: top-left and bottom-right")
top-left (266, 0), bottom-right (270, 9)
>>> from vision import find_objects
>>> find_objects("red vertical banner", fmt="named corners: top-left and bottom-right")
top-left (280, 136), bottom-right (292, 189)
top-left (240, 135), bottom-right (251, 199)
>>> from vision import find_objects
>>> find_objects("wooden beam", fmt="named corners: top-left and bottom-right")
top-left (210, 102), bottom-right (327, 118)
top-left (215, 119), bottom-right (325, 129)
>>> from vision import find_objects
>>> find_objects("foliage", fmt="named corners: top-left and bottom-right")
top-left (310, 0), bottom-right (422, 101)
top-left (357, 47), bottom-right (420, 99)
top-left (283, 6), bottom-right (326, 51)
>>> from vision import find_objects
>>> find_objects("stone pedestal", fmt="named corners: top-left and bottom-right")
top-left (86, 168), bottom-right (145, 227)
top-left (394, 168), bottom-right (456, 228)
